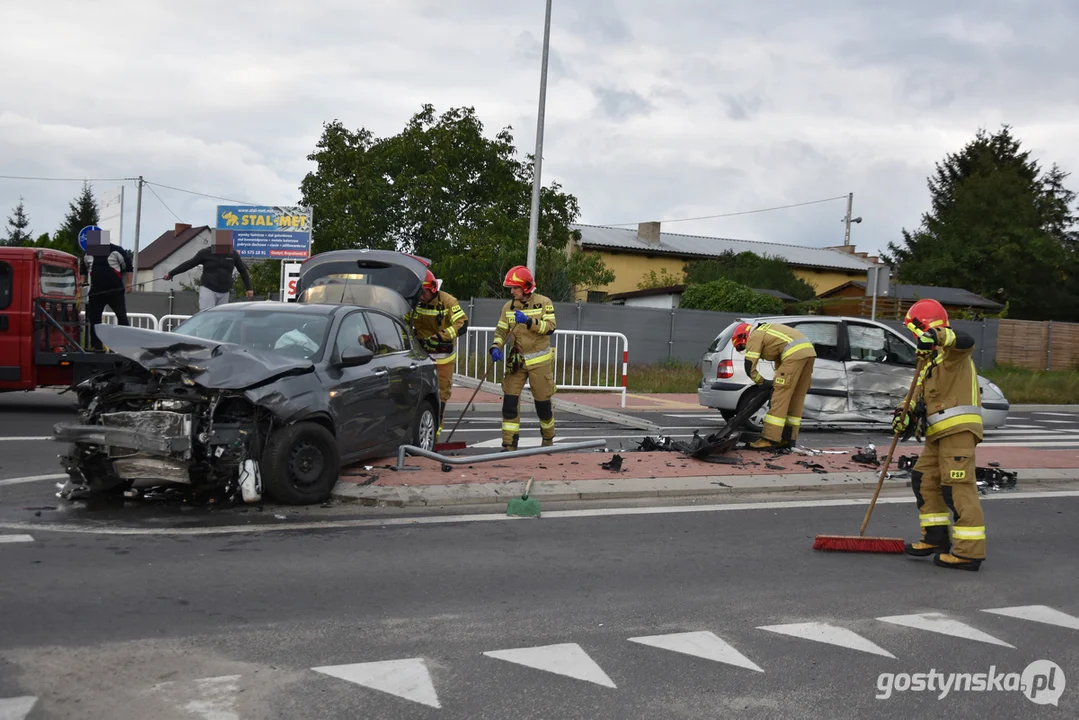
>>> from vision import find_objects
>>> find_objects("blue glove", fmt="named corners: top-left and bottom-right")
top-left (490, 347), bottom-right (503, 362)
top-left (514, 310), bottom-right (528, 324)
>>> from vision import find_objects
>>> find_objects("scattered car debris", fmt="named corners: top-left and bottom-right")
top-left (601, 454), bottom-right (624, 472)
top-left (897, 454), bottom-right (1018, 493)
top-left (851, 443), bottom-right (879, 466)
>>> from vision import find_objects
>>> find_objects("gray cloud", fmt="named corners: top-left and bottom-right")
top-left (1, 0), bottom-right (1077, 265)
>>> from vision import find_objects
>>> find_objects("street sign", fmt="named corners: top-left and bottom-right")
top-left (280, 260), bottom-right (302, 302)
top-left (216, 205), bottom-right (312, 260)
top-left (77, 225), bottom-right (102, 252)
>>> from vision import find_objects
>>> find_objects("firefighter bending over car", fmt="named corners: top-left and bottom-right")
top-left (891, 299), bottom-right (986, 571)
top-left (733, 321), bottom-right (816, 450)
top-left (490, 265), bottom-right (557, 451)
top-left (405, 269), bottom-right (468, 439)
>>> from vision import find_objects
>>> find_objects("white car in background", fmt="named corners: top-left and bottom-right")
top-left (697, 315), bottom-right (1010, 432)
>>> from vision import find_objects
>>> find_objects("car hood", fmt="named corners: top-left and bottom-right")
top-left (94, 324), bottom-right (315, 390)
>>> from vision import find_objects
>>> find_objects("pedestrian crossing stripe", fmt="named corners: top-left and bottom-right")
top-left (5, 605), bottom-right (1077, 711)
top-left (0, 695), bottom-right (37, 720)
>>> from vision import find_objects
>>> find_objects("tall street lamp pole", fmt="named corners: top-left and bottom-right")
top-left (526, 0), bottom-right (553, 276)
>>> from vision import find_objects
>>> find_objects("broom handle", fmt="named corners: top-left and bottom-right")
top-left (443, 355), bottom-right (490, 445)
top-left (859, 356), bottom-right (927, 536)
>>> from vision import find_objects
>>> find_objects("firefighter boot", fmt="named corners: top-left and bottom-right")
top-left (934, 552), bottom-right (982, 571)
top-left (904, 525), bottom-right (950, 557)
top-left (748, 437), bottom-right (779, 450)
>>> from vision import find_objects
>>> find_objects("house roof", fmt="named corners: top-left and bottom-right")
top-left (606, 284), bottom-right (799, 303)
top-left (137, 225), bottom-right (211, 270)
top-left (571, 223), bottom-right (878, 272)
top-left (820, 281), bottom-right (1004, 310)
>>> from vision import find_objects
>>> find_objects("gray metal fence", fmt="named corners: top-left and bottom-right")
top-left (460, 299), bottom-right (1000, 369)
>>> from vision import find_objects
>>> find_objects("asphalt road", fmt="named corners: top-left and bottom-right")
top-left (2, 492), bottom-right (1077, 719)
top-left (2, 391), bottom-right (1078, 483)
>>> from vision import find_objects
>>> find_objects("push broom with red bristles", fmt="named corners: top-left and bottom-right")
top-left (813, 357), bottom-right (928, 554)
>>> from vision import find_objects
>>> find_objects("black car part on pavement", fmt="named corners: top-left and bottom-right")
top-left (638, 384), bottom-right (774, 463)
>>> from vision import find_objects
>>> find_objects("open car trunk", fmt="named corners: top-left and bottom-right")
top-left (294, 249), bottom-right (431, 318)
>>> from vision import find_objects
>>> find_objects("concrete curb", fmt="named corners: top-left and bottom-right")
top-left (1009, 404), bottom-right (1079, 413)
top-left (330, 468), bottom-right (1079, 508)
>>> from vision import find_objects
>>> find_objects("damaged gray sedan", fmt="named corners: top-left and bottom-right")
top-left (53, 301), bottom-right (441, 505)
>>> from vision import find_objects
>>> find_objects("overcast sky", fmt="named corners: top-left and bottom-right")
top-left (2, 0), bottom-right (1077, 265)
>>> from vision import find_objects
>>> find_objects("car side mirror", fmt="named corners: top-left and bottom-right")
top-left (337, 346), bottom-right (374, 367)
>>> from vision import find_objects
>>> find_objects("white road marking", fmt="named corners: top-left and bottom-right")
top-left (981, 604), bottom-right (1079, 630)
top-left (1038, 419), bottom-right (1079, 424)
top-left (0, 535), bottom-right (34, 544)
top-left (312, 659), bottom-right (441, 709)
top-left (483, 642), bottom-right (617, 688)
top-left (983, 429), bottom-right (1067, 436)
top-left (0, 437), bottom-right (50, 442)
top-left (0, 490), bottom-right (1075, 536)
top-left (756, 622), bottom-right (896, 658)
top-left (1034, 412), bottom-right (1079, 417)
top-left (876, 612), bottom-right (1015, 648)
top-left (0, 474), bottom-right (68, 487)
top-left (628, 631), bottom-right (763, 672)
top-left (1002, 424), bottom-right (1050, 429)
top-left (0, 696), bottom-right (37, 720)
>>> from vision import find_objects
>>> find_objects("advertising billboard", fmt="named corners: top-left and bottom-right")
top-left (216, 205), bottom-right (312, 259)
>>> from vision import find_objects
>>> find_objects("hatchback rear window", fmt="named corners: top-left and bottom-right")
top-left (707, 322), bottom-right (738, 352)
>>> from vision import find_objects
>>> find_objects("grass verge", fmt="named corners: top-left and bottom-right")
top-left (627, 361), bottom-right (702, 394)
top-left (982, 364), bottom-right (1079, 404)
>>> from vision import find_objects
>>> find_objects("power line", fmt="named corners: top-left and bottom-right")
top-left (146, 183), bottom-right (183, 222)
top-left (144, 180), bottom-right (254, 205)
top-left (0, 174), bottom-right (138, 182)
top-left (597, 195), bottom-right (850, 226)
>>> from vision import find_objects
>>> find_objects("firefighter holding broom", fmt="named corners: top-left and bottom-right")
top-left (490, 265), bottom-right (557, 451)
top-left (405, 269), bottom-right (469, 440)
top-left (891, 299), bottom-right (986, 571)
top-left (732, 321), bottom-right (816, 450)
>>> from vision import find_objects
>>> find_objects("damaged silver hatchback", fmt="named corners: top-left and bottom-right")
top-left (53, 293), bottom-right (441, 506)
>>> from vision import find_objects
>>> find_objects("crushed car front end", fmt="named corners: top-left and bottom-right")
top-left (55, 360), bottom-right (270, 503)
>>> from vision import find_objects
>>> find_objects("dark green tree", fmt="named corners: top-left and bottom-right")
top-left (3, 197), bottom-right (33, 246)
top-left (883, 125), bottom-right (1079, 321)
top-left (50, 181), bottom-right (101, 254)
top-left (680, 277), bottom-right (784, 314)
top-left (299, 104), bottom-right (613, 301)
top-left (683, 251), bottom-right (818, 301)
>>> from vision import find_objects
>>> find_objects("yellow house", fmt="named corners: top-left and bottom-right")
top-left (569, 221), bottom-right (882, 302)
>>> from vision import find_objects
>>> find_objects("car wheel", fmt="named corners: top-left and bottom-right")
top-left (261, 421), bottom-right (340, 505)
top-left (719, 409), bottom-right (736, 421)
top-left (736, 388), bottom-right (771, 433)
top-left (412, 400), bottom-right (437, 450)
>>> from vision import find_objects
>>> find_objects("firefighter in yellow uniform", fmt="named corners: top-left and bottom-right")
top-left (892, 299), bottom-right (986, 571)
top-left (404, 269), bottom-right (468, 440)
top-left (489, 265), bottom-right (557, 451)
top-left (732, 321), bottom-right (816, 449)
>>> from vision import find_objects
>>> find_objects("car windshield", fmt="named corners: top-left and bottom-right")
top-left (172, 310), bottom-right (331, 360)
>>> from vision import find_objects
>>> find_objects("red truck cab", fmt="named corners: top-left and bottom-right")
top-left (0, 247), bottom-right (98, 392)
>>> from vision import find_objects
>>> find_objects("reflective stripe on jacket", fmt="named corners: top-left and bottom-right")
top-left (491, 292), bottom-right (557, 358)
top-left (917, 327), bottom-right (984, 442)
top-left (404, 290), bottom-right (468, 355)
top-left (743, 322), bottom-right (816, 379)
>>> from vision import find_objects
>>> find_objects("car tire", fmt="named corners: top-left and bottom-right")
top-left (412, 399), bottom-right (438, 451)
top-left (719, 409), bottom-right (736, 421)
top-left (261, 421), bottom-right (340, 505)
top-left (736, 387), bottom-right (771, 434)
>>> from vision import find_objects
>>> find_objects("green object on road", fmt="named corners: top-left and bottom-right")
top-left (507, 476), bottom-right (540, 518)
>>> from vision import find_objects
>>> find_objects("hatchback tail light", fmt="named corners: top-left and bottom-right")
top-left (717, 359), bottom-right (734, 378)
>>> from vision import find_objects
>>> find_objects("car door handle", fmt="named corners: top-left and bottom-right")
top-left (374, 369), bottom-right (388, 377)
top-left (850, 367), bottom-right (864, 373)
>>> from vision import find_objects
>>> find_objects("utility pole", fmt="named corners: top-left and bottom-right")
top-left (843, 192), bottom-right (853, 246)
top-left (525, 0), bottom-right (553, 276)
top-left (132, 176), bottom-right (143, 287)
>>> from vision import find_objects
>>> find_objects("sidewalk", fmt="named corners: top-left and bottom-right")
top-left (332, 443), bottom-right (1079, 508)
